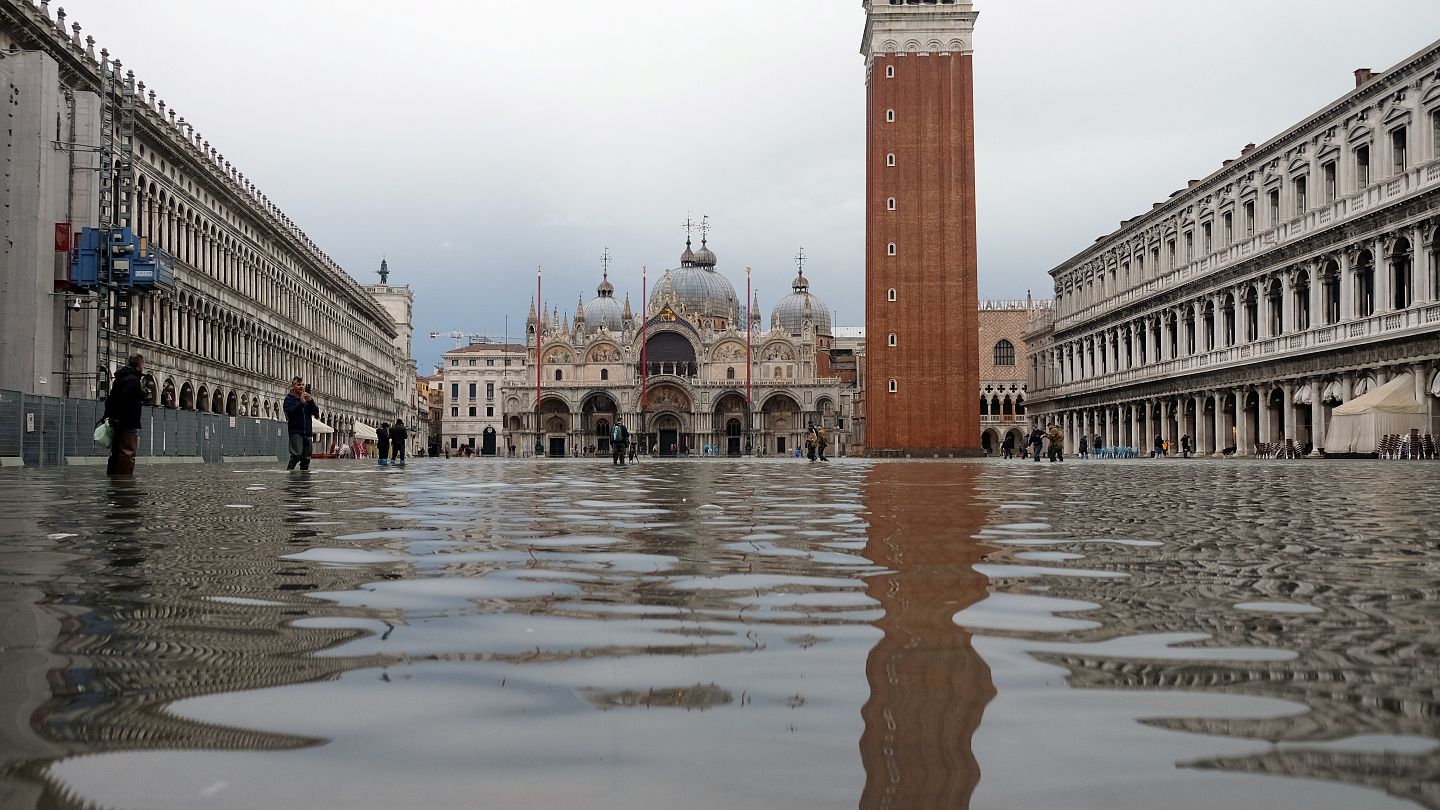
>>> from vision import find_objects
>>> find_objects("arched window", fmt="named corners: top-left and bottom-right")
top-left (600, 368), bottom-right (609, 381)
top-left (887, 243), bottom-right (897, 256)
top-left (888, 379), bottom-right (898, 393)
top-left (888, 332), bottom-right (897, 347)
top-left (887, 288), bottom-right (897, 302)
top-left (886, 153), bottom-right (896, 167)
top-left (726, 367), bottom-right (735, 380)
top-left (554, 369), bottom-right (563, 381)
top-left (994, 339), bottom-right (1015, 366)
top-left (886, 197), bottom-right (897, 211)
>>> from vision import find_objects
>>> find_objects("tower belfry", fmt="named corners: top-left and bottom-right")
top-left (862, 0), bottom-right (981, 456)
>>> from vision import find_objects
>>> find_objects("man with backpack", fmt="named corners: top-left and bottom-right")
top-left (610, 422), bottom-right (630, 466)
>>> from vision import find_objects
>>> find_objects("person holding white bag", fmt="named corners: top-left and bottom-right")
top-left (102, 353), bottom-right (146, 476)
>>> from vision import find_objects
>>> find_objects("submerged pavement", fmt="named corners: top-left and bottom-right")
top-left (0, 458), bottom-right (1437, 809)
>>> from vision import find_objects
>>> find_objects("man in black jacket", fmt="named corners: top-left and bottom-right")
top-left (283, 377), bottom-right (320, 471)
top-left (103, 354), bottom-right (146, 476)
top-left (388, 419), bottom-right (408, 466)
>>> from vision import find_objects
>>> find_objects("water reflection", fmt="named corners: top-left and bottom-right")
top-left (860, 462), bottom-right (993, 809)
top-left (0, 460), bottom-right (1436, 809)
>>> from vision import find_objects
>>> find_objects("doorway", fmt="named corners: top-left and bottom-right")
top-left (549, 437), bottom-right (566, 457)
top-left (482, 428), bottom-right (497, 456)
top-left (726, 419), bottom-right (741, 456)
top-left (777, 436), bottom-right (787, 455)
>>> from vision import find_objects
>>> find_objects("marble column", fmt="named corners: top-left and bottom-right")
top-left (1257, 386), bottom-right (1273, 446)
top-left (1214, 392), bottom-right (1227, 455)
top-left (1234, 387), bottom-right (1250, 456)
top-left (1282, 382), bottom-right (1296, 441)
top-left (1143, 400), bottom-right (1154, 453)
top-left (1375, 236), bottom-right (1392, 315)
top-left (1339, 250), bottom-right (1354, 321)
top-left (1310, 376), bottom-right (1326, 455)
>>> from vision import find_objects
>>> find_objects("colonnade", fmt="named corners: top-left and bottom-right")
top-left (1034, 361), bottom-right (1438, 457)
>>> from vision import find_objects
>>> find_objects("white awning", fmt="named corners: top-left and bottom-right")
top-left (1431, 370), bottom-right (1440, 398)
top-left (1334, 373), bottom-right (1424, 415)
top-left (311, 419), bottom-right (334, 435)
top-left (1321, 381), bottom-right (1344, 403)
top-left (1293, 384), bottom-right (1313, 406)
top-left (352, 421), bottom-right (379, 441)
top-left (1354, 377), bottom-right (1376, 396)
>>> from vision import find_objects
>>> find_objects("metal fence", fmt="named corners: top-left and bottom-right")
top-left (0, 389), bottom-right (289, 466)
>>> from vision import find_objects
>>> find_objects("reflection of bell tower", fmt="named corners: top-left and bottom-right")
top-left (859, 463), bottom-right (994, 809)
top-left (862, 0), bottom-right (981, 456)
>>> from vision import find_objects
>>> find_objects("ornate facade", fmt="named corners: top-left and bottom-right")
top-left (979, 298), bottom-right (1047, 453)
top-left (1025, 43), bottom-right (1440, 455)
top-left (503, 235), bottom-right (851, 457)
top-left (0, 1), bottom-right (403, 442)
top-left (862, 0), bottom-right (982, 456)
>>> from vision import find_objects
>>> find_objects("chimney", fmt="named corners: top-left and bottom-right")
top-left (1187, 179), bottom-right (1200, 189)
top-left (1240, 142), bottom-right (1256, 157)
top-left (1354, 68), bottom-right (1375, 88)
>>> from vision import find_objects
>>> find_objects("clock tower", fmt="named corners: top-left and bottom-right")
top-left (862, 0), bottom-right (981, 456)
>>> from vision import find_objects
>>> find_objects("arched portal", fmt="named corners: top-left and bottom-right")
top-left (538, 397), bottom-right (571, 457)
top-left (713, 392), bottom-right (749, 456)
top-left (161, 378), bottom-right (177, 409)
top-left (641, 331), bottom-right (698, 378)
top-left (226, 390), bottom-right (238, 416)
top-left (581, 392), bottom-right (619, 456)
top-left (761, 393), bottom-right (801, 456)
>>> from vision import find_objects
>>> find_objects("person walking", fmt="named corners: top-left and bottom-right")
top-left (1046, 424), bottom-right (1065, 463)
top-left (1153, 434), bottom-right (1164, 458)
top-left (389, 420), bottom-right (408, 466)
top-left (1029, 427), bottom-right (1045, 462)
top-left (283, 378), bottom-right (320, 471)
top-left (102, 353), bottom-right (146, 476)
top-left (376, 422), bottom-right (390, 466)
top-left (816, 424), bottom-right (830, 461)
top-left (805, 423), bottom-right (820, 462)
top-left (1078, 434), bottom-right (1089, 459)
top-left (611, 422), bottom-right (630, 466)
top-left (1001, 434), bottom-right (1015, 460)
top-left (1180, 433), bottom-right (1193, 458)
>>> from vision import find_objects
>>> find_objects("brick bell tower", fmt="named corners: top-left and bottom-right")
top-left (862, 0), bottom-right (981, 457)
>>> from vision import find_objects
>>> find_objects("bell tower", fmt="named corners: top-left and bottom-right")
top-left (862, 0), bottom-right (981, 456)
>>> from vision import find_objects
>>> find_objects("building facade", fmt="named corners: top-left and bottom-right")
top-left (979, 299), bottom-right (1046, 454)
top-left (862, 0), bottom-right (982, 455)
top-left (0, 1), bottom-right (400, 440)
top-left (1025, 43), bottom-right (1440, 455)
top-left (441, 342), bottom-right (527, 455)
top-left (363, 259), bottom-right (428, 449)
top-left (503, 236), bottom-right (853, 458)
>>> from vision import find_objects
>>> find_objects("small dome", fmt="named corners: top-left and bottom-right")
top-left (692, 239), bottom-right (717, 267)
top-left (770, 270), bottom-right (832, 336)
top-left (586, 270), bottom-right (623, 330)
top-left (680, 240), bottom-right (696, 266)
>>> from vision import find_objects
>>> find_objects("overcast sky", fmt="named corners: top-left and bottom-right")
top-left (58, 1), bottom-right (1440, 370)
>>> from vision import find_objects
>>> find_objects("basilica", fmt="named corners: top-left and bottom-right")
top-left (500, 231), bottom-right (853, 457)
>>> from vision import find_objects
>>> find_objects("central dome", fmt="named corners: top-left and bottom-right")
top-left (649, 238), bottom-right (738, 321)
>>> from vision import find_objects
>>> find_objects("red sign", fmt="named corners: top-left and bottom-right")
top-left (54, 223), bottom-right (71, 253)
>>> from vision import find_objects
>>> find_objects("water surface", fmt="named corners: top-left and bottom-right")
top-left (0, 458), bottom-right (1436, 809)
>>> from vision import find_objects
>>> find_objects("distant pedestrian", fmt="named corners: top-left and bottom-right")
top-left (817, 425), bottom-right (830, 461)
top-left (283, 378), bottom-right (320, 471)
top-left (1046, 424), bottom-right (1065, 463)
top-left (376, 422), bottom-right (390, 466)
top-left (102, 353), bottom-right (146, 477)
top-left (611, 422), bottom-right (630, 466)
top-left (1153, 434), bottom-right (1164, 458)
top-left (1078, 435), bottom-right (1089, 459)
top-left (805, 423), bottom-right (820, 462)
top-left (1001, 434), bottom-right (1015, 459)
top-left (389, 420), bottom-right (408, 466)
top-left (1029, 428), bottom-right (1045, 462)
top-left (628, 441), bottom-right (637, 463)
top-left (1181, 434), bottom-right (1193, 458)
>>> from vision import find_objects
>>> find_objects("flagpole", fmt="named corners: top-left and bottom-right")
top-left (746, 266), bottom-right (752, 456)
top-left (536, 265), bottom-right (542, 457)
top-left (640, 265), bottom-right (648, 449)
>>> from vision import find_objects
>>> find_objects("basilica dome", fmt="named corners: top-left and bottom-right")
top-left (770, 269), bottom-right (832, 336)
top-left (584, 272), bottom-right (625, 331)
top-left (649, 238), bottom-right (738, 321)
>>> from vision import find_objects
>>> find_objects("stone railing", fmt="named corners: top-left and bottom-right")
top-left (1034, 302), bottom-right (1440, 399)
top-left (1051, 159), bottom-right (1440, 332)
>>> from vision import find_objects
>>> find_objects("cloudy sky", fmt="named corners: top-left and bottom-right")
top-left (60, 1), bottom-right (1440, 370)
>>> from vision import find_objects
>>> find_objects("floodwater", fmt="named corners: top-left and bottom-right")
top-left (0, 458), bottom-right (1437, 810)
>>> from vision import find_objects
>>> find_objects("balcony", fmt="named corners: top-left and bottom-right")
top-left (1033, 303), bottom-right (1440, 401)
top-left (1050, 160), bottom-right (1439, 333)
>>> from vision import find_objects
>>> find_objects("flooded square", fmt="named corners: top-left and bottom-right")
top-left (1, 458), bottom-right (1437, 809)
